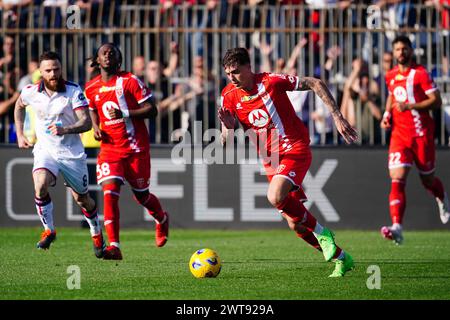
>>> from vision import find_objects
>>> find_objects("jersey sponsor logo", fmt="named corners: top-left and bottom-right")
top-left (105, 118), bottom-right (124, 126)
top-left (269, 73), bottom-right (286, 79)
top-left (248, 109), bottom-right (269, 128)
top-left (393, 86), bottom-right (407, 103)
top-left (241, 94), bottom-right (258, 102)
top-left (102, 101), bottom-right (120, 120)
top-left (99, 86), bottom-right (116, 93)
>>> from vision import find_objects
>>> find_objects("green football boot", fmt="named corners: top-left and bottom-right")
top-left (329, 252), bottom-right (355, 278)
top-left (316, 227), bottom-right (337, 261)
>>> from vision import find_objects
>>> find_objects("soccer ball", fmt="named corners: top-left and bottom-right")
top-left (189, 248), bottom-right (221, 278)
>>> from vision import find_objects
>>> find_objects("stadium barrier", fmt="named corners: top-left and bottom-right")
top-left (0, 2), bottom-right (449, 145)
top-left (1, 145), bottom-right (449, 230)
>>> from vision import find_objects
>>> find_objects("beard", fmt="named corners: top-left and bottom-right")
top-left (43, 76), bottom-right (62, 91)
top-left (397, 55), bottom-right (411, 66)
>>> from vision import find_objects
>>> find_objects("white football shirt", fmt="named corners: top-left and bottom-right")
top-left (20, 80), bottom-right (88, 160)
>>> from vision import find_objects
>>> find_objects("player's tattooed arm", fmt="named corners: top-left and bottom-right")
top-left (298, 76), bottom-right (358, 144)
top-left (297, 77), bottom-right (340, 114)
top-left (14, 95), bottom-right (33, 148)
top-left (48, 107), bottom-right (92, 136)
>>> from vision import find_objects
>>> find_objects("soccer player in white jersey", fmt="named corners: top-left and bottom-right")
top-left (14, 51), bottom-right (106, 258)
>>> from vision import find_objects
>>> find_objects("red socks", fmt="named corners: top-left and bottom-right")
top-left (134, 192), bottom-right (165, 223)
top-left (424, 177), bottom-right (445, 201)
top-left (103, 183), bottom-right (121, 245)
top-left (389, 179), bottom-right (406, 225)
top-left (276, 193), bottom-right (317, 232)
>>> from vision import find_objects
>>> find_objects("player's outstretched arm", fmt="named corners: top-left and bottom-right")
top-left (297, 77), bottom-right (358, 144)
top-left (48, 107), bottom-right (92, 136)
top-left (14, 95), bottom-right (33, 148)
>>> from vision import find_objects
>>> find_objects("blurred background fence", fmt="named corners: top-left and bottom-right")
top-left (0, 1), bottom-right (449, 146)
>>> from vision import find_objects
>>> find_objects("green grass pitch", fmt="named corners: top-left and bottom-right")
top-left (1, 228), bottom-right (450, 300)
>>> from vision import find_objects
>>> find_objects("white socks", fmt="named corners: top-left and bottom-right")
top-left (35, 196), bottom-right (55, 232)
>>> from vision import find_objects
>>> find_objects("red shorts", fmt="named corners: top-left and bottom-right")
top-left (96, 152), bottom-right (151, 190)
top-left (388, 134), bottom-right (435, 174)
top-left (264, 148), bottom-right (312, 197)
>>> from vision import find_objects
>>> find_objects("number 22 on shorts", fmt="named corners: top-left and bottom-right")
top-left (389, 152), bottom-right (402, 166)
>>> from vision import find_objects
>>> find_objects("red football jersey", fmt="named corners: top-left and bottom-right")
top-left (85, 71), bottom-right (153, 161)
top-left (221, 73), bottom-right (310, 156)
top-left (385, 64), bottom-right (438, 138)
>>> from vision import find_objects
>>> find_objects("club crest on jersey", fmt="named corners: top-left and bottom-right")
top-left (393, 86), bottom-right (407, 103)
top-left (276, 164), bottom-right (286, 174)
top-left (248, 109), bottom-right (269, 128)
top-left (102, 101), bottom-right (120, 120)
top-left (395, 74), bottom-right (405, 81)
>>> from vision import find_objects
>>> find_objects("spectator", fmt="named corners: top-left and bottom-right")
top-left (0, 0), bottom-right (33, 28)
top-left (340, 58), bottom-right (382, 144)
top-left (375, 0), bottom-right (417, 50)
top-left (132, 56), bottom-right (146, 83)
top-left (0, 59), bottom-right (36, 117)
top-left (145, 42), bottom-right (179, 143)
top-left (311, 45), bottom-right (342, 145)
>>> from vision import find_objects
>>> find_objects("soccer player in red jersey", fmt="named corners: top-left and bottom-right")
top-left (380, 35), bottom-right (449, 245)
top-left (219, 48), bottom-right (358, 277)
top-left (85, 43), bottom-right (169, 260)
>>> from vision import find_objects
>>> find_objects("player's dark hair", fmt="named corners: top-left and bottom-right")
top-left (89, 43), bottom-right (123, 69)
top-left (392, 35), bottom-right (412, 49)
top-left (39, 51), bottom-right (61, 64)
top-left (222, 47), bottom-right (251, 68)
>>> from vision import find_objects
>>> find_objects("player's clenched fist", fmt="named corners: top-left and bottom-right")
top-left (107, 107), bottom-right (123, 119)
top-left (47, 123), bottom-right (66, 136)
top-left (17, 134), bottom-right (33, 149)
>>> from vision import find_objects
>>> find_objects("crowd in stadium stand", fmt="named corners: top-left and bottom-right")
top-left (0, 0), bottom-right (449, 145)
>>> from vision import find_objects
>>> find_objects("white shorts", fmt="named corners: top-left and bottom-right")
top-left (33, 148), bottom-right (89, 195)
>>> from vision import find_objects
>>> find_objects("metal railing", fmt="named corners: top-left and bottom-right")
top-left (0, 1), bottom-right (448, 146)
